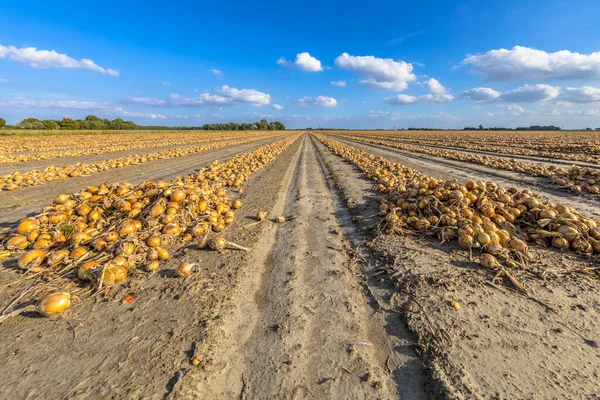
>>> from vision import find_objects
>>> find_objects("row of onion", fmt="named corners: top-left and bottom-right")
top-left (313, 133), bottom-right (600, 270)
top-left (0, 133), bottom-right (300, 318)
top-left (331, 134), bottom-right (600, 196)
top-left (0, 134), bottom-right (281, 192)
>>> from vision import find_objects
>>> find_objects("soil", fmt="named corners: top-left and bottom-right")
top-left (1, 132), bottom-right (599, 400)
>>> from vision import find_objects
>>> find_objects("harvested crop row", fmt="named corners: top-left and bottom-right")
top-left (0, 131), bottom-right (269, 164)
top-left (0, 133), bottom-right (283, 192)
top-left (332, 130), bottom-right (600, 156)
top-left (331, 133), bottom-right (600, 196)
top-left (313, 133), bottom-right (600, 284)
top-left (0, 133), bottom-right (300, 320)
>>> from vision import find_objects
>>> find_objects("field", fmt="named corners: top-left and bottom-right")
top-left (0, 129), bottom-right (599, 399)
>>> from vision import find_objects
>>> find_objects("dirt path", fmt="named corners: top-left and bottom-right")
top-left (0, 137), bottom-right (281, 227)
top-left (334, 136), bottom-right (600, 219)
top-left (172, 134), bottom-right (426, 399)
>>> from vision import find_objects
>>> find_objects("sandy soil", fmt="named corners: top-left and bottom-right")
top-left (0, 135), bottom-right (301, 400)
top-left (1, 132), bottom-right (599, 400)
top-left (317, 132), bottom-right (600, 399)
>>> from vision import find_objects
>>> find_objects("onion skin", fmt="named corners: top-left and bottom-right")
top-left (37, 292), bottom-right (71, 317)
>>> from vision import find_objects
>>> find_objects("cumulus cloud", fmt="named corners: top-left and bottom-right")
top-left (423, 78), bottom-right (447, 94)
top-left (334, 53), bottom-right (416, 91)
top-left (330, 80), bottom-right (347, 87)
top-left (296, 96), bottom-right (338, 107)
top-left (385, 93), bottom-right (454, 105)
top-left (0, 44), bottom-right (118, 76)
top-left (385, 94), bottom-right (418, 105)
top-left (272, 104), bottom-right (284, 110)
top-left (218, 85), bottom-right (270, 106)
top-left (560, 86), bottom-right (600, 103)
top-left (277, 52), bottom-right (323, 72)
top-left (210, 69), bottom-right (224, 79)
top-left (164, 86), bottom-right (271, 107)
top-left (499, 84), bottom-right (560, 102)
top-left (460, 84), bottom-right (559, 103)
top-left (462, 45), bottom-right (600, 81)
top-left (0, 97), bottom-right (165, 119)
top-left (459, 87), bottom-right (501, 102)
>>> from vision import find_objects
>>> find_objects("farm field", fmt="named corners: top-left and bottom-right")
top-left (0, 130), bottom-right (599, 399)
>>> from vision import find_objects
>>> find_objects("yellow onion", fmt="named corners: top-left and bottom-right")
top-left (18, 249), bottom-right (47, 270)
top-left (37, 292), bottom-right (71, 317)
top-left (175, 262), bottom-right (196, 277)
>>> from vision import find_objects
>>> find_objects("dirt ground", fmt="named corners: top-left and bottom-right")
top-left (1, 132), bottom-right (599, 399)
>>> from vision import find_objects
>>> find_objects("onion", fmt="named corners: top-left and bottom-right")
top-left (18, 249), bottom-right (47, 270)
top-left (37, 292), bottom-right (71, 317)
top-left (175, 262), bottom-right (196, 277)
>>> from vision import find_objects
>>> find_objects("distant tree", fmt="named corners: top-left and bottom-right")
top-left (478, 124), bottom-right (484, 130)
top-left (42, 120), bottom-right (59, 130)
top-left (0, 117), bottom-right (6, 128)
top-left (259, 119), bottom-right (268, 130)
top-left (60, 118), bottom-right (79, 130)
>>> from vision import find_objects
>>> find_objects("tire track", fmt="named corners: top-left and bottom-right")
top-left (177, 134), bottom-right (411, 399)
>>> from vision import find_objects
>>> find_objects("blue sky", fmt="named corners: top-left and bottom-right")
top-left (2, 0), bottom-right (600, 129)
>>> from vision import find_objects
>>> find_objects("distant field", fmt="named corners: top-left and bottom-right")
top-left (0, 130), bottom-right (598, 399)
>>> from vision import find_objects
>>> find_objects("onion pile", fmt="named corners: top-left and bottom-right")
top-left (330, 130), bottom-right (600, 164)
top-left (0, 135), bottom-right (280, 192)
top-left (313, 133), bottom-right (600, 267)
top-left (330, 134), bottom-right (600, 196)
top-left (0, 130), bottom-right (267, 164)
top-left (1, 134), bottom-right (300, 316)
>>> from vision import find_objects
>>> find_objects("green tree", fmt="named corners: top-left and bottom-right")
top-left (42, 120), bottom-right (58, 130)
top-left (0, 118), bottom-right (6, 128)
top-left (60, 118), bottom-right (79, 130)
top-left (259, 119), bottom-right (268, 130)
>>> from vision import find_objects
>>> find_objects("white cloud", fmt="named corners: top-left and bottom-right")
top-left (499, 83), bottom-right (559, 102)
top-left (217, 85), bottom-right (270, 106)
top-left (385, 93), bottom-right (454, 105)
top-left (462, 45), bottom-right (600, 81)
top-left (111, 108), bottom-right (167, 119)
top-left (385, 94), bottom-right (418, 105)
top-left (0, 97), bottom-right (166, 119)
top-left (167, 86), bottom-right (270, 107)
top-left (272, 104), bottom-right (284, 110)
top-left (277, 52), bottom-right (323, 72)
top-left (0, 78), bottom-right (8, 83)
top-left (296, 96), bottom-right (338, 107)
top-left (486, 104), bottom-right (527, 117)
top-left (330, 80), bottom-right (347, 87)
top-left (210, 69), bottom-right (224, 79)
top-left (127, 97), bottom-right (167, 106)
top-left (0, 44), bottom-right (118, 76)
top-left (460, 84), bottom-right (559, 103)
top-left (423, 78), bottom-right (447, 94)
top-left (459, 87), bottom-right (501, 102)
top-left (560, 86), bottom-right (600, 103)
top-left (162, 81), bottom-right (171, 86)
top-left (334, 53), bottom-right (416, 91)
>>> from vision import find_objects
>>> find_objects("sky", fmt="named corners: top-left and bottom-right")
top-left (2, 0), bottom-right (600, 129)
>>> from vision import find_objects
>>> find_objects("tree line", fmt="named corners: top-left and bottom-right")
top-left (0, 116), bottom-right (286, 131)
